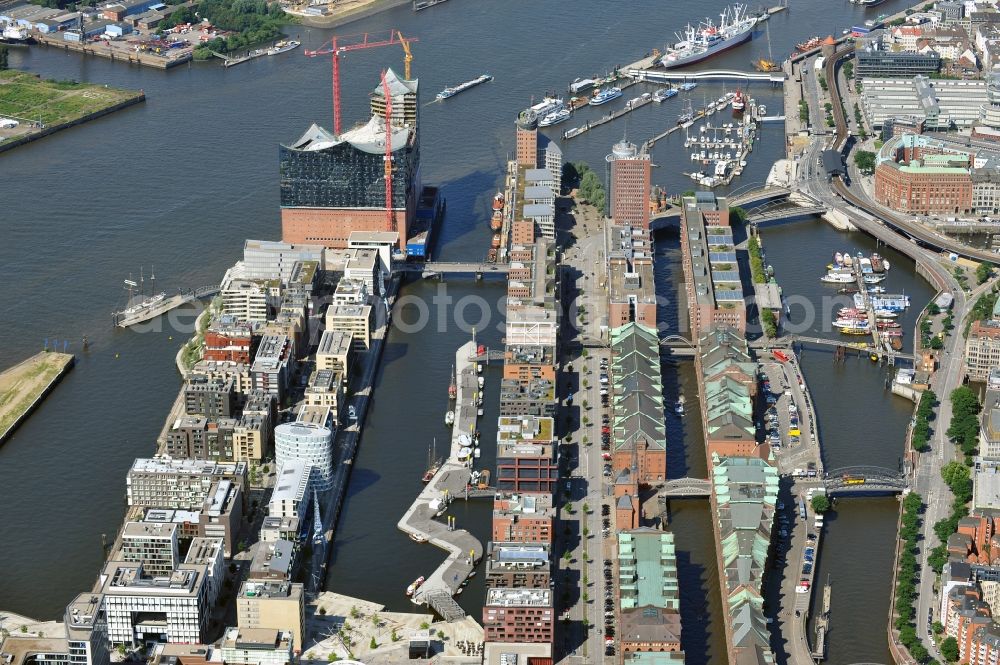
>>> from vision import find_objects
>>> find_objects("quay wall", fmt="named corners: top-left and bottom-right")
top-left (0, 94), bottom-right (145, 155)
top-left (0, 352), bottom-right (75, 446)
top-left (34, 34), bottom-right (190, 69)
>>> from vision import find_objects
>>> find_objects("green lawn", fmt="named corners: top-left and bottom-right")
top-left (0, 70), bottom-right (140, 126)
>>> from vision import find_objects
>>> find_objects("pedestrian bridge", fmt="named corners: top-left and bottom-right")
top-left (626, 68), bottom-right (786, 84)
top-left (395, 262), bottom-right (509, 277)
top-left (824, 466), bottom-right (909, 494)
top-left (660, 477), bottom-right (712, 498)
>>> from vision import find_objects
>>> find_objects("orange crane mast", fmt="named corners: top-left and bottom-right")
top-left (303, 29), bottom-right (418, 136)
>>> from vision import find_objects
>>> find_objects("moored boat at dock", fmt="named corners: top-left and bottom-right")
top-left (539, 108), bottom-right (572, 126)
top-left (589, 87), bottom-right (623, 106)
top-left (267, 40), bottom-right (300, 55)
top-left (660, 4), bottom-right (758, 69)
top-left (406, 576), bottom-right (425, 596)
top-left (653, 87), bottom-right (678, 102)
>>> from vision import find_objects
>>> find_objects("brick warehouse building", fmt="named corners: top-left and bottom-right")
top-left (279, 117), bottom-right (419, 250)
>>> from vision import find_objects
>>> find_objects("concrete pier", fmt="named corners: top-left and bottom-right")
top-left (0, 352), bottom-right (75, 445)
top-left (397, 340), bottom-right (485, 620)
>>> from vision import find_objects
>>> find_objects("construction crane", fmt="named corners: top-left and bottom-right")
top-left (381, 69), bottom-right (394, 233)
top-left (399, 31), bottom-right (414, 79)
top-left (303, 29), bottom-right (418, 136)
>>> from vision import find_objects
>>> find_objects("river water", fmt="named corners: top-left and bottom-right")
top-left (1, 0), bottom-right (926, 661)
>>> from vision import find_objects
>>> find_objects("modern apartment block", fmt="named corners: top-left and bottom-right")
top-left (315, 329), bottom-right (353, 375)
top-left (303, 368), bottom-right (345, 419)
top-left (250, 335), bottom-right (293, 401)
top-left (117, 522), bottom-right (179, 577)
top-left (269, 459), bottom-right (314, 525)
top-left (203, 316), bottom-right (259, 364)
top-left (496, 441), bottom-right (559, 494)
top-left (482, 588), bottom-right (554, 644)
top-left (241, 239), bottom-right (326, 282)
top-left (183, 375), bottom-right (237, 419)
top-left (218, 628), bottom-right (294, 665)
top-left (236, 581), bottom-right (305, 655)
top-left (491, 493), bottom-right (555, 544)
top-left (679, 192), bottom-right (746, 336)
top-left (325, 304), bottom-right (373, 352)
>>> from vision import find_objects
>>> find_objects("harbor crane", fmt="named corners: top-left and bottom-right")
top-left (304, 29), bottom-right (418, 136)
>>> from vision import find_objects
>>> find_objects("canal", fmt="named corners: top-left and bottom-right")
top-left (0, 0), bottom-right (931, 662)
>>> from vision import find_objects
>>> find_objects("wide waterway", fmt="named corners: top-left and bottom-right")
top-left (1, 0), bottom-right (927, 661)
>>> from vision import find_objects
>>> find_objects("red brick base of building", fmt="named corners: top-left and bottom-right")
top-left (281, 207), bottom-right (411, 250)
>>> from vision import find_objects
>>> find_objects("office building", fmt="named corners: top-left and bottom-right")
top-left (491, 493), bottom-right (555, 544)
top-left (100, 562), bottom-right (211, 647)
top-left (679, 193), bottom-right (746, 335)
top-left (126, 458), bottom-right (247, 509)
top-left (966, 316), bottom-right (1000, 381)
top-left (482, 588), bottom-right (553, 644)
top-left (236, 582), bottom-right (305, 656)
top-left (485, 542), bottom-right (551, 589)
top-left (274, 407), bottom-right (334, 491)
top-left (343, 247), bottom-right (380, 296)
top-left (608, 223), bottom-right (657, 329)
top-left (874, 133), bottom-right (973, 214)
top-left (117, 522), bottom-right (179, 577)
top-left (856, 47), bottom-right (941, 78)
top-left (982, 391), bottom-right (1000, 460)
top-left (241, 239), bottom-right (325, 282)
top-left (515, 110), bottom-right (538, 168)
top-left (617, 529), bottom-right (685, 659)
top-left (218, 628), bottom-right (293, 665)
top-left (184, 537), bottom-right (225, 608)
top-left (862, 76), bottom-right (987, 129)
top-left (279, 116), bottom-right (418, 251)
top-left (607, 140), bottom-right (652, 230)
top-left (537, 133), bottom-right (562, 194)
top-left (269, 460), bottom-right (314, 524)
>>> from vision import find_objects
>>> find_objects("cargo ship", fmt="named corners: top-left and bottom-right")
top-left (795, 36), bottom-right (822, 52)
top-left (436, 74), bottom-right (493, 100)
top-left (660, 4), bottom-right (758, 69)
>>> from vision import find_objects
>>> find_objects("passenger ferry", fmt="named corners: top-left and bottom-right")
top-left (589, 87), bottom-right (623, 106)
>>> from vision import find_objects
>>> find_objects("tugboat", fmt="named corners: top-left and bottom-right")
top-left (491, 210), bottom-right (503, 231)
top-left (448, 365), bottom-right (457, 400)
top-left (492, 192), bottom-right (505, 212)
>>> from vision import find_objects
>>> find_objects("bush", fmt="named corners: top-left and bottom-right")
top-left (811, 495), bottom-right (831, 513)
top-left (747, 235), bottom-right (766, 284)
top-left (977, 262), bottom-right (994, 285)
top-left (761, 309), bottom-right (777, 337)
top-left (854, 150), bottom-right (877, 174)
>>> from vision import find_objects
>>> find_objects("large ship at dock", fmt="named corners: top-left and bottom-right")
top-left (112, 269), bottom-right (167, 328)
top-left (660, 4), bottom-right (758, 69)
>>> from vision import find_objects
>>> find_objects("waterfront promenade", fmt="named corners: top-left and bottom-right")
top-left (0, 352), bottom-right (74, 445)
top-left (397, 340), bottom-right (484, 620)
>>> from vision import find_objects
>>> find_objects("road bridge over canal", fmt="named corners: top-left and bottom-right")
top-left (824, 466), bottom-right (909, 494)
